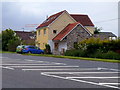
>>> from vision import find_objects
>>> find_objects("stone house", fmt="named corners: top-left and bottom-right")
top-left (52, 22), bottom-right (91, 54)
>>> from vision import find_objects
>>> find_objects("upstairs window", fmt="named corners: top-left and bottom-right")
top-left (44, 29), bottom-right (46, 35)
top-left (38, 30), bottom-right (40, 35)
top-left (53, 30), bottom-right (57, 34)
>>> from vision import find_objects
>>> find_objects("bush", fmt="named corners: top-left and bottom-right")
top-left (8, 39), bottom-right (21, 52)
top-left (65, 49), bottom-right (87, 57)
top-left (90, 51), bottom-right (120, 60)
top-left (2, 29), bottom-right (21, 51)
top-left (44, 44), bottom-right (51, 54)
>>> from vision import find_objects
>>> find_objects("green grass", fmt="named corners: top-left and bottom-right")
top-left (23, 53), bottom-right (120, 63)
top-left (1, 51), bottom-right (120, 63)
top-left (0, 51), bottom-right (16, 53)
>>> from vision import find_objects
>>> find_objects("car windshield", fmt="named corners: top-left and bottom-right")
top-left (17, 45), bottom-right (24, 48)
top-left (28, 46), bottom-right (36, 49)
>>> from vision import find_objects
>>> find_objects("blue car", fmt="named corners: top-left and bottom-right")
top-left (22, 45), bottom-right (44, 54)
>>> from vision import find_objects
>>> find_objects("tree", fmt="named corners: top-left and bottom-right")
top-left (94, 27), bottom-right (102, 34)
top-left (2, 28), bottom-right (21, 51)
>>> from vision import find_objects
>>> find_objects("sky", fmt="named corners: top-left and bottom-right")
top-left (1, 0), bottom-right (119, 36)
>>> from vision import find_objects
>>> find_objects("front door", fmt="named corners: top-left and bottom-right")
top-left (54, 43), bottom-right (59, 50)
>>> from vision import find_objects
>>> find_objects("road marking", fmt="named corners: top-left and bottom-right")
top-left (99, 83), bottom-right (120, 85)
top-left (2, 66), bottom-right (14, 70)
top-left (9, 65), bottom-right (79, 68)
top-left (24, 59), bottom-right (66, 65)
top-left (41, 73), bottom-right (120, 89)
top-left (22, 68), bottom-right (101, 71)
top-left (41, 72), bottom-right (119, 74)
top-left (66, 77), bottom-right (120, 79)
top-left (1, 63), bottom-right (65, 66)
top-left (100, 68), bottom-right (120, 72)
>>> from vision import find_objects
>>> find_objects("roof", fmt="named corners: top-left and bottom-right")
top-left (53, 22), bottom-right (79, 41)
top-left (70, 14), bottom-right (94, 26)
top-left (15, 31), bottom-right (36, 40)
top-left (36, 10), bottom-right (65, 29)
top-left (93, 32), bottom-right (117, 37)
top-left (36, 10), bottom-right (94, 29)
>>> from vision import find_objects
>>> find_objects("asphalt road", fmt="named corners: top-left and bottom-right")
top-left (1, 53), bottom-right (120, 89)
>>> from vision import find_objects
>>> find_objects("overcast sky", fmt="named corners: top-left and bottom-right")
top-left (1, 0), bottom-right (119, 36)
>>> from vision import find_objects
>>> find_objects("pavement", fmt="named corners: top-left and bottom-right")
top-left (1, 53), bottom-right (120, 89)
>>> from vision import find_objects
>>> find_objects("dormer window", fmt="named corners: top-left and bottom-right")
top-left (53, 30), bottom-right (57, 34)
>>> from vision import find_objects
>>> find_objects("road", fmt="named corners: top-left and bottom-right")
top-left (1, 53), bottom-right (120, 89)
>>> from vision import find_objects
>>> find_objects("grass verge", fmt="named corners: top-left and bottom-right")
top-left (0, 51), bottom-right (16, 53)
top-left (23, 53), bottom-right (120, 63)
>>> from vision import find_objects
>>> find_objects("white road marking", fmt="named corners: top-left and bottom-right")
top-left (1, 63), bottom-right (65, 66)
top-left (99, 83), bottom-right (120, 85)
top-left (41, 73), bottom-right (120, 89)
top-left (22, 68), bottom-right (101, 71)
top-left (66, 77), bottom-right (120, 79)
top-left (9, 65), bottom-right (79, 68)
top-left (24, 59), bottom-right (66, 65)
top-left (2, 66), bottom-right (14, 70)
top-left (25, 59), bottom-right (48, 63)
top-left (41, 72), bottom-right (119, 74)
top-left (100, 68), bottom-right (120, 72)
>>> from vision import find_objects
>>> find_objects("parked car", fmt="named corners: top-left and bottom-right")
top-left (16, 45), bottom-right (44, 54)
top-left (16, 45), bottom-right (25, 53)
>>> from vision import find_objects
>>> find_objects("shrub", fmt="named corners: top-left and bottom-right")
top-left (44, 44), bottom-right (51, 54)
top-left (90, 51), bottom-right (120, 60)
top-left (65, 49), bottom-right (87, 57)
top-left (2, 29), bottom-right (21, 51)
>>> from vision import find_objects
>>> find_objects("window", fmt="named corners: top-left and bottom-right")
top-left (53, 30), bottom-right (57, 34)
top-left (44, 29), bottom-right (46, 35)
top-left (38, 30), bottom-right (40, 35)
top-left (54, 43), bottom-right (59, 49)
top-left (28, 46), bottom-right (36, 49)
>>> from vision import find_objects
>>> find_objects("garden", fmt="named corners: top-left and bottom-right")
top-left (65, 38), bottom-right (120, 60)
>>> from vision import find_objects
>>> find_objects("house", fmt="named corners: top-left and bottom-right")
top-left (15, 31), bottom-right (36, 45)
top-left (93, 32), bottom-right (117, 40)
top-left (36, 10), bottom-right (95, 54)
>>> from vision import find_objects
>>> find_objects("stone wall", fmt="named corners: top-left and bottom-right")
top-left (66, 24), bottom-right (91, 50)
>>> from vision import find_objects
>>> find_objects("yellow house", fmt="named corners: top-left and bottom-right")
top-left (36, 10), bottom-right (95, 53)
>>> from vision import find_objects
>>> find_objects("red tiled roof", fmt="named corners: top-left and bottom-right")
top-left (70, 14), bottom-right (94, 26)
top-left (53, 22), bottom-right (79, 41)
top-left (36, 10), bottom-right (65, 29)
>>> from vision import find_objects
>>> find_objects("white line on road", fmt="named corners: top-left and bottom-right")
top-left (1, 63), bottom-right (65, 66)
top-left (24, 59), bottom-right (66, 65)
top-left (99, 83), bottom-right (120, 85)
top-left (41, 73), bottom-right (120, 89)
top-left (66, 77), bottom-right (120, 79)
top-left (24, 59), bottom-right (46, 63)
top-left (100, 68), bottom-right (120, 72)
top-left (2, 66), bottom-right (14, 70)
top-left (22, 68), bottom-right (101, 71)
top-left (41, 72), bottom-right (119, 74)
top-left (9, 65), bottom-right (79, 68)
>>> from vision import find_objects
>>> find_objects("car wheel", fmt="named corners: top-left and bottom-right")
top-left (28, 51), bottom-right (32, 54)
top-left (41, 52), bottom-right (44, 54)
